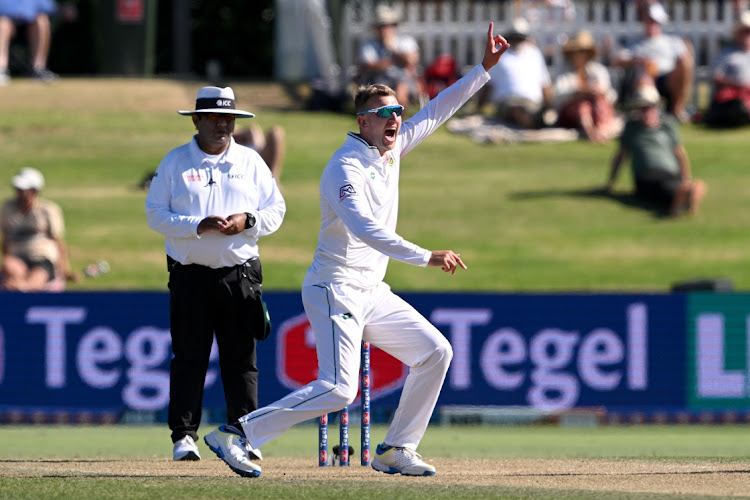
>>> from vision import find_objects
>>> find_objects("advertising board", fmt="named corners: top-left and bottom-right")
top-left (0, 292), bottom-right (690, 421)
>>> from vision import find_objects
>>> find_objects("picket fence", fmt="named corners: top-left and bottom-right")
top-left (340, 0), bottom-right (739, 77)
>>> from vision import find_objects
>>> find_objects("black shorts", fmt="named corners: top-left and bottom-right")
top-left (655, 74), bottom-right (673, 109)
top-left (634, 171), bottom-right (682, 206)
top-left (19, 256), bottom-right (56, 282)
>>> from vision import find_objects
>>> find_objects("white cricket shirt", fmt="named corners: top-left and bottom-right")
top-left (304, 64), bottom-right (491, 289)
top-left (145, 136), bottom-right (286, 268)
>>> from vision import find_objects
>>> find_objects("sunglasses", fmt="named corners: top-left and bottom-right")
top-left (357, 105), bottom-right (404, 118)
top-left (201, 113), bottom-right (236, 122)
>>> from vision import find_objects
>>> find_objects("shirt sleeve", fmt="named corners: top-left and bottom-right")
top-left (246, 157), bottom-right (286, 239)
top-left (45, 202), bottom-right (65, 240)
top-left (399, 64), bottom-right (491, 157)
top-left (322, 162), bottom-right (431, 267)
top-left (145, 153), bottom-right (203, 239)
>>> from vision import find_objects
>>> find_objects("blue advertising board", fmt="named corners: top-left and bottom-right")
top-left (0, 291), bottom-right (686, 421)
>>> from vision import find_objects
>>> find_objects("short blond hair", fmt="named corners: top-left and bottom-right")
top-left (354, 84), bottom-right (396, 113)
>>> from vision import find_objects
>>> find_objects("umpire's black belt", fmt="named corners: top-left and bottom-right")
top-left (167, 255), bottom-right (258, 273)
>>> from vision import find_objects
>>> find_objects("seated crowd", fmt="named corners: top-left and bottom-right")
top-left (356, 2), bottom-right (750, 139)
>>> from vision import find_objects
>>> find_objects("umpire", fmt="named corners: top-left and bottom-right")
top-left (145, 86), bottom-right (286, 461)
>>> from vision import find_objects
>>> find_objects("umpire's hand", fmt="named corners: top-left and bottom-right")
top-left (198, 214), bottom-right (250, 235)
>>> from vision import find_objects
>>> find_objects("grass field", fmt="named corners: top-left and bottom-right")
top-left (1, 77), bottom-right (749, 292)
top-left (2, 79), bottom-right (749, 499)
top-left (1, 424), bottom-right (749, 499)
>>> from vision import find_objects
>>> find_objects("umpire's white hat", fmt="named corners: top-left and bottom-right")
top-left (178, 86), bottom-right (255, 117)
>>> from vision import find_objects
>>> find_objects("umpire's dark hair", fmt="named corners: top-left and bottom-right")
top-left (354, 84), bottom-right (396, 113)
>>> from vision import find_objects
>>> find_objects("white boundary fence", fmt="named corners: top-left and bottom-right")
top-left (340, 0), bottom-right (738, 78)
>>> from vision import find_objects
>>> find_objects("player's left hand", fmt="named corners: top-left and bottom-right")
top-left (481, 22), bottom-right (510, 72)
top-left (428, 250), bottom-right (468, 275)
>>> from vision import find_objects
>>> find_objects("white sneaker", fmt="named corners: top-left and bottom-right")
top-left (204, 425), bottom-right (261, 477)
top-left (371, 443), bottom-right (436, 476)
top-left (172, 435), bottom-right (201, 461)
top-left (242, 439), bottom-right (263, 462)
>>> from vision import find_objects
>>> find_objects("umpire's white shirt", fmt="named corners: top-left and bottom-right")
top-left (145, 136), bottom-right (286, 268)
top-left (304, 64), bottom-right (490, 289)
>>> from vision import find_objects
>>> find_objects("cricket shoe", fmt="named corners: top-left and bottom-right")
top-left (240, 434), bottom-right (263, 462)
top-left (371, 443), bottom-right (436, 476)
top-left (172, 435), bottom-right (201, 461)
top-left (204, 425), bottom-right (261, 477)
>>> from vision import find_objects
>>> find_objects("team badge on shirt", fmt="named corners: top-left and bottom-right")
top-left (339, 184), bottom-right (356, 201)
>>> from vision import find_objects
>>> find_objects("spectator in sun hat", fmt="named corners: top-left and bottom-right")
top-left (1, 167), bottom-right (78, 291)
top-left (703, 10), bottom-right (750, 127)
top-left (356, 4), bottom-right (424, 108)
top-left (553, 30), bottom-right (622, 143)
top-left (603, 84), bottom-right (705, 217)
top-left (613, 2), bottom-right (695, 121)
top-left (146, 85), bottom-right (285, 463)
top-left (479, 17), bottom-right (554, 128)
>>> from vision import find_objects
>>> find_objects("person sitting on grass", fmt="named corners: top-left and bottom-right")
top-left (553, 30), bottom-right (622, 143)
top-left (232, 123), bottom-right (286, 185)
top-left (602, 85), bottom-right (706, 217)
top-left (1, 167), bottom-right (78, 291)
top-left (703, 10), bottom-right (750, 128)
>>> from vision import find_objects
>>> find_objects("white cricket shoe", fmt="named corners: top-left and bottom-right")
top-left (204, 425), bottom-right (261, 478)
top-left (371, 443), bottom-right (436, 476)
top-left (172, 435), bottom-right (201, 461)
top-left (243, 439), bottom-right (263, 462)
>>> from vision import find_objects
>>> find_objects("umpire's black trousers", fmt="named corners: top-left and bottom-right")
top-left (167, 257), bottom-right (262, 443)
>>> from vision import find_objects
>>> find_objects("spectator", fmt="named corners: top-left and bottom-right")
top-left (703, 10), bottom-right (750, 127)
top-left (357, 4), bottom-right (423, 108)
top-left (232, 124), bottom-right (286, 185)
top-left (145, 86), bottom-right (286, 462)
top-left (479, 18), bottom-right (554, 128)
top-left (554, 30), bottom-right (622, 143)
top-left (0, 0), bottom-right (59, 85)
top-left (1, 167), bottom-right (78, 291)
top-left (613, 2), bottom-right (695, 121)
top-left (603, 85), bottom-right (706, 217)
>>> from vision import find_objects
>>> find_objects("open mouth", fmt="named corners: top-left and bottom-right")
top-left (384, 127), bottom-right (397, 142)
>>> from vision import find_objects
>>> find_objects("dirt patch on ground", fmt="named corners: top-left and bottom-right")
top-left (2, 457), bottom-right (749, 497)
top-left (0, 78), bottom-right (304, 113)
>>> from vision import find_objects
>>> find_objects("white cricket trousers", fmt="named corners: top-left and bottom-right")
top-left (240, 281), bottom-right (453, 451)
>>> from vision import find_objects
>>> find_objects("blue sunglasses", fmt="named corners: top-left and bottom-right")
top-left (357, 105), bottom-right (404, 118)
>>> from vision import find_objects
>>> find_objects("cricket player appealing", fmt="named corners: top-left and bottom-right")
top-left (203, 23), bottom-right (510, 478)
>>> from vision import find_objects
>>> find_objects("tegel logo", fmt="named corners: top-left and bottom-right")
top-left (431, 303), bottom-right (649, 411)
top-left (275, 313), bottom-right (407, 401)
top-left (22, 307), bottom-right (180, 411)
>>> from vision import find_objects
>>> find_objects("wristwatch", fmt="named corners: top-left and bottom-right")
top-left (244, 212), bottom-right (256, 229)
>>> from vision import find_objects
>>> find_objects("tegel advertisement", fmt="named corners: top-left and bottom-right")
top-left (0, 291), bottom-right (732, 421)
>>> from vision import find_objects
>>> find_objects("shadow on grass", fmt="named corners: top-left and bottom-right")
top-left (508, 187), bottom-right (672, 219)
